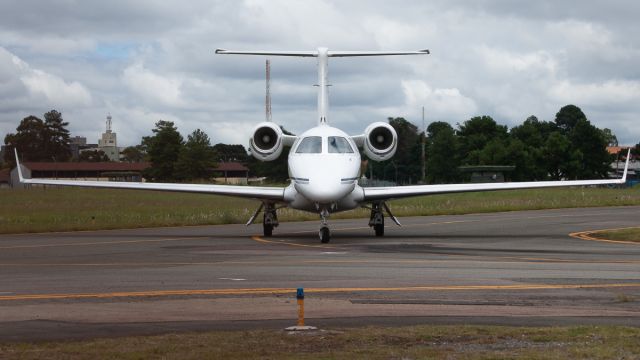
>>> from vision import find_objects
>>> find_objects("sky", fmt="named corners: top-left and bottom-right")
top-left (1, 0), bottom-right (639, 148)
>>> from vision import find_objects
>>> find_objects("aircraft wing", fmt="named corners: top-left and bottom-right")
top-left (14, 150), bottom-right (285, 201)
top-left (363, 150), bottom-right (630, 202)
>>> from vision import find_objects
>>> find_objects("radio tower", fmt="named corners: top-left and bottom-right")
top-left (265, 59), bottom-right (272, 122)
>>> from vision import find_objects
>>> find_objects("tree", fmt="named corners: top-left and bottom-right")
top-left (510, 115), bottom-right (558, 180)
top-left (142, 120), bottom-right (183, 182)
top-left (600, 128), bottom-right (618, 147)
top-left (212, 144), bottom-right (249, 162)
top-left (3, 110), bottom-right (72, 166)
top-left (457, 116), bottom-right (508, 163)
top-left (633, 143), bottom-right (640, 157)
top-left (175, 129), bottom-right (216, 181)
top-left (79, 149), bottom-right (110, 162)
top-left (43, 110), bottom-right (71, 162)
top-left (425, 122), bottom-right (460, 183)
top-left (121, 145), bottom-right (146, 163)
top-left (3, 115), bottom-right (46, 165)
top-left (555, 104), bottom-right (587, 134)
top-left (543, 131), bottom-right (581, 180)
top-left (569, 118), bottom-right (611, 178)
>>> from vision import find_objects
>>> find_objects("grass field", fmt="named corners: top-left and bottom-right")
top-left (597, 227), bottom-right (640, 242)
top-left (0, 185), bottom-right (639, 234)
top-left (1, 325), bottom-right (639, 359)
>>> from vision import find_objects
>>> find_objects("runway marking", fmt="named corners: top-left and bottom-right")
top-left (0, 236), bottom-right (208, 250)
top-left (569, 227), bottom-right (640, 246)
top-left (218, 278), bottom-right (247, 281)
top-left (250, 235), bottom-right (335, 249)
top-left (1, 282), bottom-right (639, 301)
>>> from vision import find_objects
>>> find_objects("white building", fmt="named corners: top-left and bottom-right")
top-left (98, 114), bottom-right (119, 161)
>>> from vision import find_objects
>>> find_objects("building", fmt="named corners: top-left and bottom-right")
top-left (10, 162), bottom-right (149, 188)
top-left (9, 161), bottom-right (251, 187)
top-left (98, 114), bottom-right (119, 161)
top-left (458, 165), bottom-right (515, 183)
top-left (213, 162), bottom-right (250, 184)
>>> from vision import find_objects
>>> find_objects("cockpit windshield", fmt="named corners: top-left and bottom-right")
top-left (295, 136), bottom-right (322, 154)
top-left (328, 136), bottom-right (354, 153)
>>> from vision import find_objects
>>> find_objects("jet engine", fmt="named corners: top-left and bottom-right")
top-left (362, 122), bottom-right (397, 161)
top-left (249, 122), bottom-right (284, 161)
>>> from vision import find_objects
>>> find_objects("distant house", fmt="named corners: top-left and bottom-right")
top-left (10, 162), bottom-right (149, 188)
top-left (212, 162), bottom-right (250, 184)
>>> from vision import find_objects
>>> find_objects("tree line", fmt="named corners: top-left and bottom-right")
top-left (3, 105), bottom-right (639, 184)
top-left (370, 105), bottom-right (635, 184)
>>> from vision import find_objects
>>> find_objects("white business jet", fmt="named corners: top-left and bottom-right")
top-left (15, 47), bottom-right (630, 243)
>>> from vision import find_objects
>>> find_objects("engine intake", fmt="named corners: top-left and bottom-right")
top-left (363, 122), bottom-right (397, 161)
top-left (250, 122), bottom-right (284, 161)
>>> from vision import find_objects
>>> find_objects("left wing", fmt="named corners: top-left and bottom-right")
top-left (14, 150), bottom-right (285, 202)
top-left (363, 150), bottom-right (630, 202)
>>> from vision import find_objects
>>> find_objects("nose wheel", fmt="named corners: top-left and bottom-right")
top-left (319, 226), bottom-right (331, 243)
top-left (318, 207), bottom-right (332, 243)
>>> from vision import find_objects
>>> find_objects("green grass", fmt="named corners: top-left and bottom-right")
top-left (597, 227), bottom-right (640, 242)
top-left (0, 185), bottom-right (639, 234)
top-left (1, 325), bottom-right (639, 359)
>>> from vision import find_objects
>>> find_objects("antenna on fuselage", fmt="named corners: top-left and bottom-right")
top-left (265, 59), bottom-right (272, 122)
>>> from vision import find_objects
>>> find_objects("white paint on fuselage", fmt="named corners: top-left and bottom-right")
top-left (288, 125), bottom-right (361, 207)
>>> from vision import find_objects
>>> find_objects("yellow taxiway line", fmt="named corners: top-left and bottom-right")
top-left (1, 283), bottom-right (639, 301)
top-left (569, 227), bottom-right (640, 246)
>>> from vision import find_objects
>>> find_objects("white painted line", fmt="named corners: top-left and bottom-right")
top-left (321, 252), bottom-right (347, 255)
top-left (218, 278), bottom-right (247, 281)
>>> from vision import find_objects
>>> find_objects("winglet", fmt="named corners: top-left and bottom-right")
top-left (621, 148), bottom-right (631, 182)
top-left (13, 148), bottom-right (26, 183)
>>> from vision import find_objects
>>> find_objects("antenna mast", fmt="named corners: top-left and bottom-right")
top-left (421, 106), bottom-right (426, 183)
top-left (265, 59), bottom-right (272, 122)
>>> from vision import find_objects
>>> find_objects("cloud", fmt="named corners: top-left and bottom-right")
top-left (0, 46), bottom-right (91, 110)
top-left (1, 0), bottom-right (639, 148)
top-left (123, 62), bottom-right (184, 107)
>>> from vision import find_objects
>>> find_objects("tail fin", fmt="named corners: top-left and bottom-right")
top-left (216, 47), bottom-right (429, 125)
top-left (621, 149), bottom-right (631, 182)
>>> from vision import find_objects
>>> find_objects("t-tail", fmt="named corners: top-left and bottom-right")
top-left (215, 47), bottom-right (430, 125)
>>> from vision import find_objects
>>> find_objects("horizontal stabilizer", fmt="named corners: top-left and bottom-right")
top-left (215, 48), bottom-right (430, 57)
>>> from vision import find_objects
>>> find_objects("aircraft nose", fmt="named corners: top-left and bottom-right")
top-left (295, 181), bottom-right (354, 203)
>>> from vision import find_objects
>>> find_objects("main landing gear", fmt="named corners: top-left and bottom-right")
top-left (262, 203), bottom-right (279, 237)
top-left (245, 202), bottom-right (280, 237)
top-left (368, 202), bottom-right (401, 237)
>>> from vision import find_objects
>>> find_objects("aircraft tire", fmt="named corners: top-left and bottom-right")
top-left (374, 223), bottom-right (384, 237)
top-left (320, 226), bottom-right (330, 243)
top-left (264, 224), bottom-right (273, 237)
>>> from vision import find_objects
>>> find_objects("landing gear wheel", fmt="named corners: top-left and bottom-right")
top-left (374, 223), bottom-right (384, 237)
top-left (319, 226), bottom-right (331, 243)
top-left (263, 224), bottom-right (273, 237)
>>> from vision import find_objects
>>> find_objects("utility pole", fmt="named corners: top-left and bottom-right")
top-left (421, 106), bottom-right (426, 183)
top-left (265, 59), bottom-right (272, 122)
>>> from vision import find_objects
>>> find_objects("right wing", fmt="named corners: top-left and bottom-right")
top-left (14, 150), bottom-right (285, 202)
top-left (363, 150), bottom-right (630, 202)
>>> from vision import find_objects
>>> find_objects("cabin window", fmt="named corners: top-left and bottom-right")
top-left (328, 136), bottom-right (354, 153)
top-left (295, 136), bottom-right (322, 154)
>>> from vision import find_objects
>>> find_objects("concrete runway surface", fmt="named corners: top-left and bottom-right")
top-left (0, 206), bottom-right (639, 341)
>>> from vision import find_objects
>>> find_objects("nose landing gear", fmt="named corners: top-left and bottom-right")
top-left (319, 207), bottom-right (331, 243)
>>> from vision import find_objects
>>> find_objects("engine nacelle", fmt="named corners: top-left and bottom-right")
top-left (363, 122), bottom-right (397, 161)
top-left (249, 122), bottom-right (284, 161)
